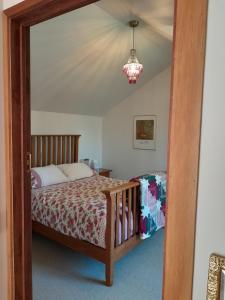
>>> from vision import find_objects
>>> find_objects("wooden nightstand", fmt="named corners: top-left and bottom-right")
top-left (97, 168), bottom-right (112, 178)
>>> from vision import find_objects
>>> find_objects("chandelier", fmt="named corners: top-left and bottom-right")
top-left (123, 20), bottom-right (143, 84)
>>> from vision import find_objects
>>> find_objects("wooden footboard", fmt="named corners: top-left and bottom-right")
top-left (33, 181), bottom-right (141, 287)
top-left (102, 181), bottom-right (140, 286)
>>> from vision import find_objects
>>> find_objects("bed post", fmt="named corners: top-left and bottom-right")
top-left (102, 181), bottom-right (140, 286)
top-left (104, 191), bottom-right (115, 286)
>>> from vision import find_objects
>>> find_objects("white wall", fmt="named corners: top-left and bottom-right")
top-left (31, 111), bottom-right (103, 166)
top-left (193, 0), bottom-right (225, 299)
top-left (102, 68), bottom-right (170, 179)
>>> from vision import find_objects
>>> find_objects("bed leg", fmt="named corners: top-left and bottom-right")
top-left (105, 260), bottom-right (114, 286)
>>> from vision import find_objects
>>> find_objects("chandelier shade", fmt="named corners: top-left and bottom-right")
top-left (123, 20), bottom-right (143, 84)
top-left (123, 49), bottom-right (143, 84)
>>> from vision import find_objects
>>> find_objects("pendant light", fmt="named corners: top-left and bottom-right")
top-left (123, 20), bottom-right (143, 84)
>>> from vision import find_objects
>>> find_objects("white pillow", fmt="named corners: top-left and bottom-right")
top-left (32, 165), bottom-right (69, 187)
top-left (58, 163), bottom-right (94, 181)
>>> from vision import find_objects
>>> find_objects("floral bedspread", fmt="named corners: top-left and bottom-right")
top-left (133, 172), bottom-right (166, 239)
top-left (32, 175), bottom-right (127, 248)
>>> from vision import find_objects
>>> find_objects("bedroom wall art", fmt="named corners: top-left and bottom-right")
top-left (133, 115), bottom-right (156, 150)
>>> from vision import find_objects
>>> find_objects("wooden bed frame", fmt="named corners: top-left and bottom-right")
top-left (31, 134), bottom-right (141, 286)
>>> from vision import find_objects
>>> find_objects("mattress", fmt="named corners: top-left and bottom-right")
top-left (32, 175), bottom-right (133, 248)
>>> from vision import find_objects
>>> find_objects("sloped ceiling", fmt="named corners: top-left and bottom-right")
top-left (31, 0), bottom-right (174, 116)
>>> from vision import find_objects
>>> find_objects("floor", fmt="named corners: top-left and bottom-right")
top-left (32, 230), bottom-right (164, 300)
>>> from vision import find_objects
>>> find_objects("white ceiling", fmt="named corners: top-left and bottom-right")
top-left (31, 0), bottom-right (174, 116)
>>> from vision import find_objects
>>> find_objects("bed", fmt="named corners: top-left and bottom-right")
top-left (31, 134), bottom-right (141, 286)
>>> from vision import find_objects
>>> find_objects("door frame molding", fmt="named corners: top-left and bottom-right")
top-left (3, 0), bottom-right (208, 299)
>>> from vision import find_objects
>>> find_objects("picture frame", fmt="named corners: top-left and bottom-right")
top-left (207, 254), bottom-right (225, 300)
top-left (133, 115), bottom-right (156, 150)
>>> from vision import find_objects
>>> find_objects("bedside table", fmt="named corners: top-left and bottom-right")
top-left (97, 168), bottom-right (112, 178)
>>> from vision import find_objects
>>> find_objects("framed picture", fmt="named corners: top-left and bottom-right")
top-left (207, 254), bottom-right (225, 300)
top-left (133, 115), bottom-right (156, 150)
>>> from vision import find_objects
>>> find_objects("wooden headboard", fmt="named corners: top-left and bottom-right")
top-left (31, 135), bottom-right (81, 168)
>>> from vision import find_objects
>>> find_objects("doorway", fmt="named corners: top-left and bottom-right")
top-left (3, 0), bottom-right (208, 299)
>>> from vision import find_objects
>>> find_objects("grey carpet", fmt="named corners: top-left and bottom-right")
top-left (32, 229), bottom-right (164, 300)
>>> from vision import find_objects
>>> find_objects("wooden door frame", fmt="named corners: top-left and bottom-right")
top-left (3, 0), bottom-right (208, 299)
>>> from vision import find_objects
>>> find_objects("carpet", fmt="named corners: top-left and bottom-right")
top-left (32, 229), bottom-right (164, 300)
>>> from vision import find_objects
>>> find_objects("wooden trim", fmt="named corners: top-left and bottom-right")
top-left (127, 189), bottom-right (132, 239)
top-left (6, 18), bottom-right (32, 300)
top-left (3, 13), bottom-right (14, 300)
top-left (102, 182), bottom-right (139, 195)
top-left (114, 235), bottom-right (140, 262)
top-left (31, 134), bottom-right (81, 167)
top-left (162, 0), bottom-right (208, 299)
top-left (21, 24), bottom-right (32, 300)
top-left (104, 193), bottom-right (115, 286)
top-left (115, 195), bottom-right (120, 247)
top-left (4, 0), bottom-right (99, 26)
top-left (122, 191), bottom-right (126, 243)
top-left (2, 0), bottom-right (208, 299)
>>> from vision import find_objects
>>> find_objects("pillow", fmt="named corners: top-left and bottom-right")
top-left (31, 164), bottom-right (69, 187)
top-left (58, 163), bottom-right (94, 181)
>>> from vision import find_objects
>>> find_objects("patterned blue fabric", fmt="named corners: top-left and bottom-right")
top-left (136, 172), bottom-right (166, 239)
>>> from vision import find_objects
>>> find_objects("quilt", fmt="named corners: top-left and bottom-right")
top-left (132, 172), bottom-right (166, 239)
top-left (32, 175), bottom-right (127, 248)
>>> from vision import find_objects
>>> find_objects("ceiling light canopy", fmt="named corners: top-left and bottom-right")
top-left (123, 20), bottom-right (143, 84)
